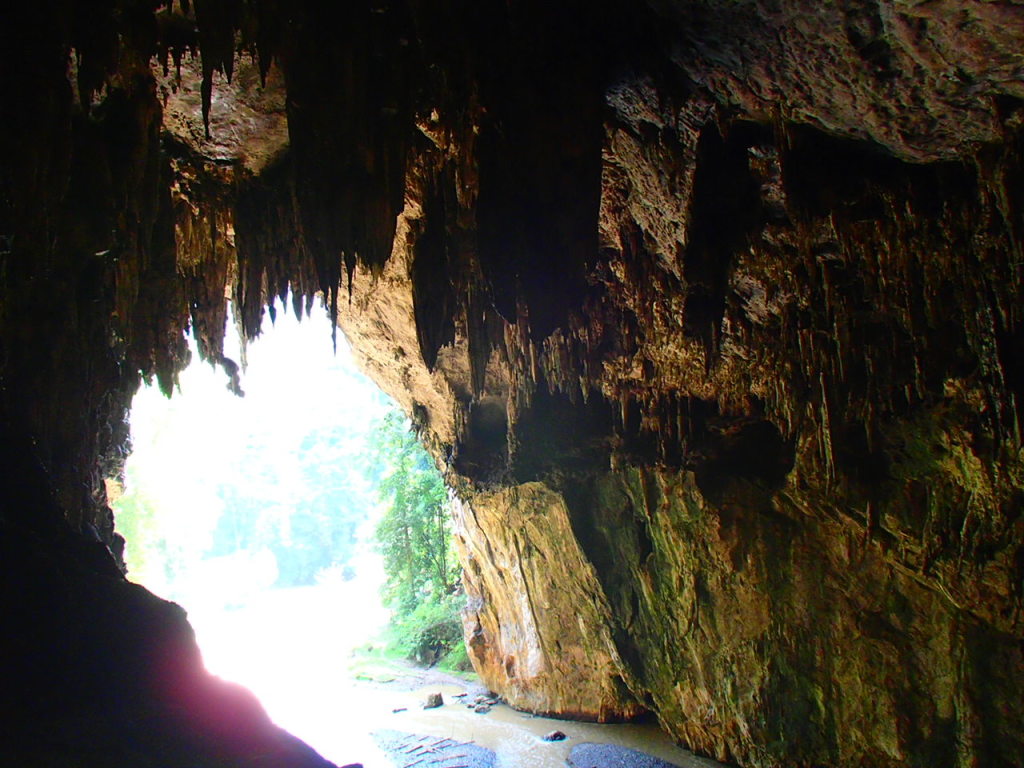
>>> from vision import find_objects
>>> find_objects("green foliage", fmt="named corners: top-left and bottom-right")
top-left (369, 409), bottom-right (464, 665)
top-left (113, 330), bottom-right (392, 602)
top-left (111, 467), bottom-right (161, 581)
top-left (383, 593), bottom-right (467, 667)
top-left (113, 319), bottom-right (470, 671)
top-left (438, 629), bottom-right (473, 673)
top-left (370, 410), bottom-right (459, 612)
top-left (113, 461), bottom-right (214, 592)
top-left (206, 421), bottom-right (373, 587)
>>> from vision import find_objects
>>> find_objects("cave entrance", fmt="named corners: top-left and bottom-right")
top-left (108, 298), bottom-right (457, 764)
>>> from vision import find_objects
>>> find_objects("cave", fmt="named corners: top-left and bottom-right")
top-left (1, 2), bottom-right (1023, 767)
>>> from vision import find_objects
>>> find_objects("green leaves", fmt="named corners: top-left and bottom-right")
top-left (370, 409), bottom-right (464, 664)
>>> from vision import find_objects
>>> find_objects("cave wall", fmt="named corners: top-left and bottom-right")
top-left (0, 4), bottom-right (335, 765)
top-left (331, 8), bottom-right (1024, 764)
top-left (337, 83), bottom-right (1024, 764)
top-left (1, 2), bottom-right (1023, 767)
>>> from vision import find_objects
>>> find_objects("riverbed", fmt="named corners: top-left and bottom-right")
top-left (179, 573), bottom-right (722, 768)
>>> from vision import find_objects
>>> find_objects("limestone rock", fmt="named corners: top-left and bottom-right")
top-left (158, 54), bottom-right (289, 175)
top-left (455, 486), bottom-right (645, 721)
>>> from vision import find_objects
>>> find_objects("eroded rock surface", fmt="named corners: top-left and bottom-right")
top-left (335, 62), bottom-right (1024, 768)
top-left (1, 2), bottom-right (1023, 767)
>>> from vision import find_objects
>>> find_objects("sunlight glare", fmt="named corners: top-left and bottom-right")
top-left (117, 298), bottom-right (395, 766)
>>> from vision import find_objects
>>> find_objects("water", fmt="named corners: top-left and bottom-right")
top-left (181, 568), bottom-right (721, 768)
top-left (365, 687), bottom-right (720, 768)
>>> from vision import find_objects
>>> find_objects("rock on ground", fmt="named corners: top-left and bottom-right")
top-left (568, 742), bottom-right (723, 768)
top-left (372, 730), bottom-right (495, 768)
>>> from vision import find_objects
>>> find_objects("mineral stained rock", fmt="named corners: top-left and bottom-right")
top-left (1, 2), bottom-right (1023, 767)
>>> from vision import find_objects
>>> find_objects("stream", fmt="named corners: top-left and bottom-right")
top-left (179, 569), bottom-right (723, 768)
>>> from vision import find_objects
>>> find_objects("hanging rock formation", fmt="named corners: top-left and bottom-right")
top-left (1, 2), bottom-right (1023, 767)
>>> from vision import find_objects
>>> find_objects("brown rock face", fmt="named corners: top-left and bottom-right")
top-left (455, 484), bottom-right (645, 722)
top-left (2, 2), bottom-right (1023, 767)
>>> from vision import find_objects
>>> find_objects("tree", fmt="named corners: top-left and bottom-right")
top-left (370, 410), bottom-right (458, 617)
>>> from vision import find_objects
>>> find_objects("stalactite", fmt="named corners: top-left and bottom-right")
top-left (192, 0), bottom-right (240, 137)
top-left (155, 7), bottom-right (199, 82)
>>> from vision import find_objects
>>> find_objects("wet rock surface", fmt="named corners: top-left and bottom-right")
top-left (568, 743), bottom-right (719, 768)
top-left (373, 730), bottom-right (496, 768)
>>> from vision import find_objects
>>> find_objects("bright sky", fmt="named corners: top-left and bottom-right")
top-left (120, 295), bottom-right (395, 614)
top-left (124, 297), bottom-right (392, 592)
top-left (129, 297), bottom-right (386, 467)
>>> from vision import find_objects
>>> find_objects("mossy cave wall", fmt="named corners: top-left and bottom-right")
top-left (1, 2), bottom-right (1022, 767)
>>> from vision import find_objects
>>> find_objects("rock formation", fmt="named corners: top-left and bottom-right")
top-left (1, 2), bottom-right (1022, 767)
